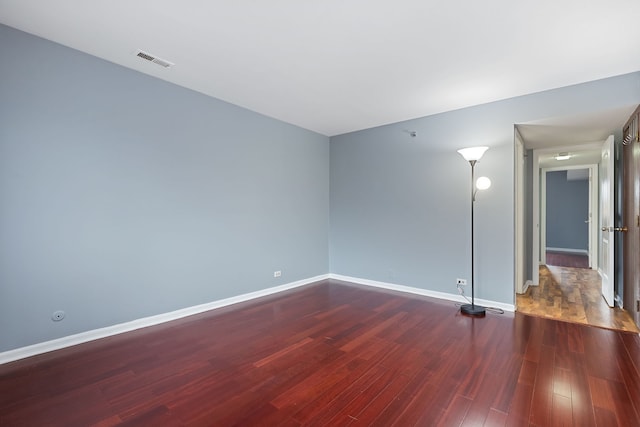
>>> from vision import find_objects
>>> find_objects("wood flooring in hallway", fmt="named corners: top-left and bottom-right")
top-left (545, 251), bottom-right (589, 269)
top-left (517, 265), bottom-right (639, 333)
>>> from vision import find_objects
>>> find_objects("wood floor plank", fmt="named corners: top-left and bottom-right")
top-left (484, 408), bottom-right (508, 426)
top-left (589, 376), bottom-right (616, 415)
top-left (1, 280), bottom-right (639, 426)
top-left (518, 359), bottom-right (538, 386)
top-left (459, 371), bottom-right (503, 426)
top-left (583, 327), bottom-right (625, 382)
top-left (289, 345), bottom-right (395, 423)
top-left (594, 406), bottom-right (619, 427)
top-left (520, 347), bottom-right (555, 425)
top-left (569, 366), bottom-right (597, 427)
top-left (322, 366), bottom-right (402, 426)
top-left (608, 378), bottom-right (640, 425)
top-left (300, 365), bottom-right (388, 427)
top-left (617, 340), bottom-right (640, 416)
top-left (551, 393), bottom-right (574, 427)
top-left (434, 394), bottom-right (471, 426)
top-left (504, 382), bottom-right (532, 427)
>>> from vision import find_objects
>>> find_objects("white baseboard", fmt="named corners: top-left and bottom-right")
top-left (1, 273), bottom-right (516, 365)
top-left (515, 280), bottom-right (534, 297)
top-left (329, 274), bottom-right (515, 313)
top-left (0, 274), bottom-right (329, 365)
top-left (523, 280), bottom-right (533, 292)
top-left (546, 247), bottom-right (588, 255)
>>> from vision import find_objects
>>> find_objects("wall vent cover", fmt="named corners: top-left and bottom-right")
top-left (134, 50), bottom-right (174, 68)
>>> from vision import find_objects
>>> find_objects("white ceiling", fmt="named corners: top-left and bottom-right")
top-left (517, 105), bottom-right (638, 150)
top-left (1, 1), bottom-right (639, 136)
top-left (517, 104), bottom-right (638, 168)
top-left (537, 148), bottom-right (603, 169)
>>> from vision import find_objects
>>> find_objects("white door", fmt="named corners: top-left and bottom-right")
top-left (588, 166), bottom-right (599, 269)
top-left (599, 135), bottom-right (615, 307)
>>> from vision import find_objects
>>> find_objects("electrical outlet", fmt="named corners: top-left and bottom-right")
top-left (274, 270), bottom-right (282, 278)
top-left (456, 278), bottom-right (467, 286)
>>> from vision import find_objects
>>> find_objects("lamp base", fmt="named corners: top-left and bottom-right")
top-left (460, 304), bottom-right (486, 317)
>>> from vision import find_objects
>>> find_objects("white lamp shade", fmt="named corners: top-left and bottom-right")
top-left (457, 146), bottom-right (489, 161)
top-left (476, 176), bottom-right (491, 190)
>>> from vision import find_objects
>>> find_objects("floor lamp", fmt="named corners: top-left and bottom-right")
top-left (457, 146), bottom-right (491, 316)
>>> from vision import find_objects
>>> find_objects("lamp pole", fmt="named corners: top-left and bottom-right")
top-left (471, 160), bottom-right (477, 307)
top-left (457, 146), bottom-right (489, 316)
top-left (460, 159), bottom-right (486, 316)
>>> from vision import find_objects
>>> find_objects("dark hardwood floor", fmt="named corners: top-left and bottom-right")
top-left (1, 279), bottom-right (639, 426)
top-left (545, 251), bottom-right (590, 269)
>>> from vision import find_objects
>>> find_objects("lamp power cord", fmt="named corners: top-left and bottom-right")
top-left (456, 283), bottom-right (505, 314)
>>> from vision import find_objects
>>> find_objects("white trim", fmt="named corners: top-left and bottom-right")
top-left (540, 169), bottom-right (547, 265)
top-left (0, 274), bottom-right (329, 365)
top-left (532, 149), bottom-right (541, 285)
top-left (514, 128), bottom-right (526, 295)
top-left (589, 166), bottom-right (599, 270)
top-left (329, 274), bottom-right (515, 313)
top-left (541, 164), bottom-right (598, 268)
top-left (533, 144), bottom-right (603, 285)
top-left (545, 247), bottom-right (589, 255)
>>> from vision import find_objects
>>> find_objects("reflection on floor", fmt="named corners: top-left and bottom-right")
top-left (517, 265), bottom-right (639, 333)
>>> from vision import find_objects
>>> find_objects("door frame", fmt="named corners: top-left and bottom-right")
top-left (530, 143), bottom-right (603, 286)
top-left (599, 135), bottom-right (616, 307)
top-left (622, 107), bottom-right (640, 324)
top-left (540, 165), bottom-right (598, 268)
top-left (514, 129), bottom-right (526, 294)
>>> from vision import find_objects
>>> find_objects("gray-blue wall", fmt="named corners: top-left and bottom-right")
top-left (2, 23), bottom-right (640, 354)
top-left (545, 170), bottom-right (589, 251)
top-left (0, 25), bottom-right (330, 352)
top-left (329, 73), bottom-right (640, 305)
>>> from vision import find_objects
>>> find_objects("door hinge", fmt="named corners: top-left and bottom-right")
top-left (637, 300), bottom-right (640, 312)
top-left (637, 215), bottom-right (639, 227)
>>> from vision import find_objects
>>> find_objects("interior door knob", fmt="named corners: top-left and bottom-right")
top-left (613, 227), bottom-right (628, 232)
top-left (603, 226), bottom-right (629, 232)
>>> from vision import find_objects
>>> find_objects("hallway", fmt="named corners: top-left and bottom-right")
top-left (517, 265), bottom-right (639, 333)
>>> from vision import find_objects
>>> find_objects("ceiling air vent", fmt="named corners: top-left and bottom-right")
top-left (134, 50), bottom-right (174, 68)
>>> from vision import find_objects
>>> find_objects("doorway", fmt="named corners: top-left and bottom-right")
top-left (514, 106), bottom-right (640, 331)
top-left (540, 166), bottom-right (596, 270)
top-left (529, 144), bottom-right (603, 287)
top-left (515, 142), bottom-right (639, 331)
